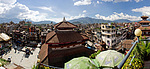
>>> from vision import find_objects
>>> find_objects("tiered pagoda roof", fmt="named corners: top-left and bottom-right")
top-left (138, 16), bottom-right (150, 23)
top-left (45, 17), bottom-right (88, 48)
top-left (54, 17), bottom-right (77, 30)
top-left (138, 20), bottom-right (150, 23)
top-left (38, 18), bottom-right (92, 67)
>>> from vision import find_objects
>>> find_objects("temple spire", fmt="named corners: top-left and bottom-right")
top-left (63, 17), bottom-right (66, 22)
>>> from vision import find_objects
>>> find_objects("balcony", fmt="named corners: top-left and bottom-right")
top-left (106, 36), bottom-right (116, 40)
top-left (101, 28), bottom-right (116, 30)
top-left (102, 31), bottom-right (116, 35)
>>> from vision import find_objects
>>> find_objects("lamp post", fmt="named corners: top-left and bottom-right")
top-left (117, 29), bottom-right (142, 69)
top-left (134, 28), bottom-right (142, 59)
top-left (134, 29), bottom-right (142, 42)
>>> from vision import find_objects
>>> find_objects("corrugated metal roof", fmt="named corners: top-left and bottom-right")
top-left (0, 33), bottom-right (11, 41)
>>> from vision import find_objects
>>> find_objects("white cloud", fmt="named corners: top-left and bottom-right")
top-left (114, 0), bottom-right (130, 2)
top-left (69, 14), bottom-right (85, 20)
top-left (97, 1), bottom-right (102, 4)
top-left (0, 0), bottom-right (18, 15)
top-left (0, 0), bottom-right (52, 22)
top-left (134, 0), bottom-right (143, 2)
top-left (74, 0), bottom-right (92, 6)
top-left (38, 6), bottom-right (54, 12)
top-left (14, 3), bottom-right (49, 22)
top-left (102, 0), bottom-right (113, 2)
top-left (83, 10), bottom-right (86, 13)
top-left (95, 12), bottom-right (140, 21)
top-left (0, 0), bottom-right (87, 22)
top-left (101, 0), bottom-right (142, 3)
top-left (61, 12), bottom-right (70, 16)
top-left (132, 6), bottom-right (150, 16)
top-left (0, 0), bottom-right (17, 4)
top-left (97, 1), bottom-right (100, 4)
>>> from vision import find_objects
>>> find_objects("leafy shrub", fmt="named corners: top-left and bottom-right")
top-left (89, 50), bottom-right (101, 59)
top-left (122, 52), bottom-right (144, 69)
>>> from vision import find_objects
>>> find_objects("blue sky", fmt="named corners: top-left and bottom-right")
top-left (0, 0), bottom-right (150, 22)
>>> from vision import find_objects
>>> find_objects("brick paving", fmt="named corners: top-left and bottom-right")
top-left (2, 45), bottom-right (40, 69)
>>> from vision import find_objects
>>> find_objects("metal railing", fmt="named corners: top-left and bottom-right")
top-left (117, 38), bottom-right (150, 69)
top-left (39, 63), bottom-right (64, 69)
top-left (117, 40), bottom-right (138, 69)
top-left (35, 63), bottom-right (64, 69)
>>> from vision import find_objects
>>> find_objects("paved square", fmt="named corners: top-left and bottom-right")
top-left (2, 46), bottom-right (40, 69)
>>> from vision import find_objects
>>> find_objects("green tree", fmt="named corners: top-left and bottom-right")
top-left (19, 20), bottom-right (25, 24)
top-left (89, 50), bottom-right (101, 59)
top-left (133, 36), bottom-right (150, 60)
top-left (10, 21), bottom-right (14, 24)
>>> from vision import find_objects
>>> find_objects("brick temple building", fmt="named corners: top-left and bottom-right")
top-left (38, 17), bottom-right (94, 67)
top-left (138, 16), bottom-right (150, 36)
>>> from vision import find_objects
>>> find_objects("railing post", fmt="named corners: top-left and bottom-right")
top-left (117, 40), bottom-right (138, 69)
top-left (137, 36), bottom-right (140, 43)
top-left (129, 55), bottom-right (135, 66)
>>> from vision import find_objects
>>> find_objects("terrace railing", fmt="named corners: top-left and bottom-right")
top-left (117, 40), bottom-right (138, 69)
top-left (37, 63), bottom-right (64, 69)
top-left (117, 39), bottom-right (150, 69)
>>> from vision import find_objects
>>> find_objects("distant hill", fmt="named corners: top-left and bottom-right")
top-left (72, 21), bottom-right (82, 24)
top-left (0, 18), bottom-right (33, 23)
top-left (0, 18), bottom-right (56, 24)
top-left (33, 21), bottom-right (56, 24)
top-left (0, 18), bottom-right (22, 23)
top-left (113, 19), bottom-right (132, 23)
top-left (69, 17), bottom-right (113, 23)
top-left (69, 17), bottom-right (135, 23)
top-left (0, 17), bottom-right (140, 24)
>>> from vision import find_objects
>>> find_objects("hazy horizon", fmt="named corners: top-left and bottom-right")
top-left (0, 0), bottom-right (150, 22)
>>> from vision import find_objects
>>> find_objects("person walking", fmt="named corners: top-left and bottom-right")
top-left (9, 46), bottom-right (11, 52)
top-left (14, 45), bottom-right (17, 53)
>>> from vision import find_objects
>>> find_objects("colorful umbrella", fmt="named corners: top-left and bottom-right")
top-left (96, 50), bottom-right (124, 68)
top-left (64, 57), bottom-right (99, 69)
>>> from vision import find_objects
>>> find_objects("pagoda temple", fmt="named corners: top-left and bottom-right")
top-left (138, 16), bottom-right (150, 36)
top-left (38, 17), bottom-right (94, 67)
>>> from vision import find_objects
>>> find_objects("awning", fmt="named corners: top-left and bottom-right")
top-left (87, 41), bottom-right (93, 46)
top-left (0, 33), bottom-right (11, 41)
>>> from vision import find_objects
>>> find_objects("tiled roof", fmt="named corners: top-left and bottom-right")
top-left (45, 31), bottom-right (88, 44)
top-left (38, 44), bottom-right (49, 62)
top-left (22, 26), bottom-right (28, 28)
top-left (54, 21), bottom-right (77, 29)
top-left (116, 40), bottom-right (134, 50)
top-left (138, 20), bottom-right (150, 23)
